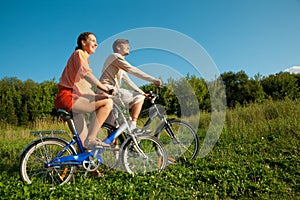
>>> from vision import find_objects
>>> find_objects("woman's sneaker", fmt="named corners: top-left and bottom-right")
top-left (84, 138), bottom-right (110, 149)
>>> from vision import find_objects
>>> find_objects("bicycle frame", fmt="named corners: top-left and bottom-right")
top-left (141, 103), bottom-right (180, 143)
top-left (44, 138), bottom-right (92, 168)
top-left (111, 90), bottom-right (182, 149)
top-left (33, 109), bottom-right (123, 168)
top-left (108, 96), bottom-right (155, 159)
top-left (42, 103), bottom-right (152, 168)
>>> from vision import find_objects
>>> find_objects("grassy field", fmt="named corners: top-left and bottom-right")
top-left (0, 99), bottom-right (299, 199)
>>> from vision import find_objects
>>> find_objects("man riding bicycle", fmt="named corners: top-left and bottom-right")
top-left (99, 39), bottom-right (161, 130)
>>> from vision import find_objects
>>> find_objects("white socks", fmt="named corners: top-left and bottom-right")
top-left (129, 121), bottom-right (137, 130)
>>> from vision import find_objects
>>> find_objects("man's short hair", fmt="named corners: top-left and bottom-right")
top-left (112, 39), bottom-right (129, 53)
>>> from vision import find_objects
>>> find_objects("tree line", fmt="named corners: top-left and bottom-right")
top-left (1, 71), bottom-right (299, 126)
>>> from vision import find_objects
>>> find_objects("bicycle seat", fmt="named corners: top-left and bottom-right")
top-left (57, 109), bottom-right (73, 119)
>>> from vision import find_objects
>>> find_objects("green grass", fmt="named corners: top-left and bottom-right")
top-left (0, 99), bottom-right (299, 199)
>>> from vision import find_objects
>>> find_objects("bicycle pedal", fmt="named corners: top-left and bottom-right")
top-left (167, 157), bottom-right (177, 164)
top-left (87, 170), bottom-right (104, 178)
top-left (132, 128), bottom-right (151, 135)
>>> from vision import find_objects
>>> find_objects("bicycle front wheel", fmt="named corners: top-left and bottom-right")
top-left (121, 135), bottom-right (168, 174)
top-left (19, 137), bottom-right (77, 186)
top-left (156, 119), bottom-right (200, 162)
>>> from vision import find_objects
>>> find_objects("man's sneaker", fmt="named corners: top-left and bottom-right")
top-left (84, 138), bottom-right (110, 149)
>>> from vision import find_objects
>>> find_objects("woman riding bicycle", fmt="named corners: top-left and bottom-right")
top-left (54, 32), bottom-right (113, 148)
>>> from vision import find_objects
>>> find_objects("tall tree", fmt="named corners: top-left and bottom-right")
top-left (261, 72), bottom-right (299, 100)
top-left (221, 70), bottom-right (265, 107)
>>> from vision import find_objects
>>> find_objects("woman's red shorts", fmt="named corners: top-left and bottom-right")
top-left (54, 87), bottom-right (79, 112)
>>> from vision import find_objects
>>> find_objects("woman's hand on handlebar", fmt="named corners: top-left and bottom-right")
top-left (96, 85), bottom-right (117, 99)
top-left (105, 85), bottom-right (116, 95)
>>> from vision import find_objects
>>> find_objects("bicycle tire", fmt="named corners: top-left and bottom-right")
top-left (155, 119), bottom-right (200, 162)
top-left (120, 135), bottom-right (168, 174)
top-left (19, 137), bottom-right (77, 186)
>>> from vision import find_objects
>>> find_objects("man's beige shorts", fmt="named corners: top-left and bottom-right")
top-left (116, 88), bottom-right (145, 108)
top-left (105, 88), bottom-right (145, 126)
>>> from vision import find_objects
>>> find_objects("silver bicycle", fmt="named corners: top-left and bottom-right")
top-left (99, 88), bottom-right (200, 168)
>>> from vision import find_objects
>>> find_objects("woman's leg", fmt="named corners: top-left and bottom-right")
top-left (72, 94), bottom-right (98, 113)
top-left (73, 113), bottom-right (88, 145)
top-left (72, 96), bottom-right (113, 146)
top-left (87, 98), bottom-right (113, 141)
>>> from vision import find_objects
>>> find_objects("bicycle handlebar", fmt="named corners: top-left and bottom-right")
top-left (148, 86), bottom-right (162, 104)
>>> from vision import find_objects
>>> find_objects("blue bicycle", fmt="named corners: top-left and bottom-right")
top-left (19, 109), bottom-right (168, 186)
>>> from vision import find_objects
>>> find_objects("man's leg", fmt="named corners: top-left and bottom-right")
top-left (130, 100), bottom-right (144, 120)
top-left (118, 88), bottom-right (145, 130)
top-left (130, 97), bottom-right (146, 130)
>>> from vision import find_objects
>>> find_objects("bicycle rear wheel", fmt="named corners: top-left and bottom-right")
top-left (156, 119), bottom-right (200, 162)
top-left (121, 135), bottom-right (168, 174)
top-left (19, 137), bottom-right (77, 186)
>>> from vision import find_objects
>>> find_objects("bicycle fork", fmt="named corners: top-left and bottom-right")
top-left (130, 135), bottom-right (149, 159)
top-left (158, 119), bottom-right (181, 145)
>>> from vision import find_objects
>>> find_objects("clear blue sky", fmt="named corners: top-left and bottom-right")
top-left (1, 0), bottom-right (300, 84)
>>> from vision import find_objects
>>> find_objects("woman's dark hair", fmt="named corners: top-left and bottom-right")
top-left (75, 32), bottom-right (95, 50)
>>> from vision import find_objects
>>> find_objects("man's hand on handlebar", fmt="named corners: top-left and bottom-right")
top-left (153, 79), bottom-right (162, 88)
top-left (144, 91), bottom-right (158, 100)
top-left (144, 93), bottom-right (153, 99)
